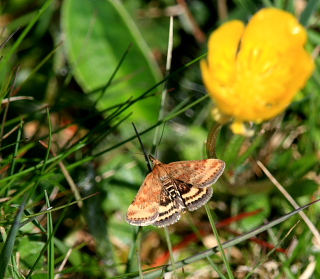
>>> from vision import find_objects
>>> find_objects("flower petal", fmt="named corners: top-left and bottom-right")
top-left (201, 8), bottom-right (315, 135)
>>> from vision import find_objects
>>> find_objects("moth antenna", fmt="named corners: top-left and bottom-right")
top-left (156, 121), bottom-right (167, 158)
top-left (132, 122), bottom-right (152, 172)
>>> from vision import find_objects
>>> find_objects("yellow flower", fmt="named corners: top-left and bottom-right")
top-left (201, 8), bottom-right (314, 136)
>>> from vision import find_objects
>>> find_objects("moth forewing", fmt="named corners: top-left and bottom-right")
top-left (126, 172), bottom-right (162, 226)
top-left (167, 159), bottom-right (226, 188)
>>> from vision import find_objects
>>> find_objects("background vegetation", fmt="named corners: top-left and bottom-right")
top-left (0, 0), bottom-right (319, 278)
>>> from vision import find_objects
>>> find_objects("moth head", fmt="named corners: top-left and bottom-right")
top-left (148, 155), bottom-right (161, 166)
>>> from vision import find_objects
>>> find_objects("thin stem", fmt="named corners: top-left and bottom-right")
top-left (164, 226), bottom-right (178, 278)
top-left (257, 160), bottom-right (320, 246)
top-left (136, 226), bottom-right (144, 279)
top-left (151, 16), bottom-right (174, 156)
top-left (205, 254), bottom-right (228, 279)
top-left (205, 204), bottom-right (234, 279)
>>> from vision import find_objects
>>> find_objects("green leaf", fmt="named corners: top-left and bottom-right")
top-left (15, 237), bottom-right (45, 270)
top-left (61, 0), bottom-right (162, 123)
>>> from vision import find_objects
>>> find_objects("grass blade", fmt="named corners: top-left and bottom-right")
top-left (1, 0), bottom-right (54, 66)
top-left (0, 195), bottom-right (28, 279)
top-left (45, 190), bottom-right (54, 279)
top-left (163, 227), bottom-right (177, 278)
top-left (205, 254), bottom-right (228, 279)
top-left (205, 204), bottom-right (234, 279)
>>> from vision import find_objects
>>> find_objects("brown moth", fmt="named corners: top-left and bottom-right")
top-left (126, 156), bottom-right (225, 227)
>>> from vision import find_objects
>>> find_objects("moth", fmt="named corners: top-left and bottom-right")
top-left (126, 156), bottom-right (225, 227)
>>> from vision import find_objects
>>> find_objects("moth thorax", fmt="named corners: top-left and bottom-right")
top-left (159, 176), bottom-right (170, 183)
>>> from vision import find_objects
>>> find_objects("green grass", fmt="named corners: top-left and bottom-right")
top-left (0, 0), bottom-right (320, 278)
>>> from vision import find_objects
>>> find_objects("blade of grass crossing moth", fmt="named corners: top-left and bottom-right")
top-left (205, 254), bottom-right (228, 279)
top-left (244, 221), bottom-right (300, 279)
top-left (0, 195), bottom-right (28, 279)
top-left (45, 190), bottom-right (54, 279)
top-left (205, 204), bottom-right (234, 278)
top-left (139, 199), bottom-right (320, 279)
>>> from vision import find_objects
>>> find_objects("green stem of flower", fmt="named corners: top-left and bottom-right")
top-left (206, 122), bottom-right (222, 159)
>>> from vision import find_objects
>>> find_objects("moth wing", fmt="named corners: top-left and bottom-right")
top-left (153, 185), bottom-right (182, 227)
top-left (167, 159), bottom-right (225, 188)
top-left (176, 180), bottom-right (213, 211)
top-left (126, 172), bottom-right (162, 226)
